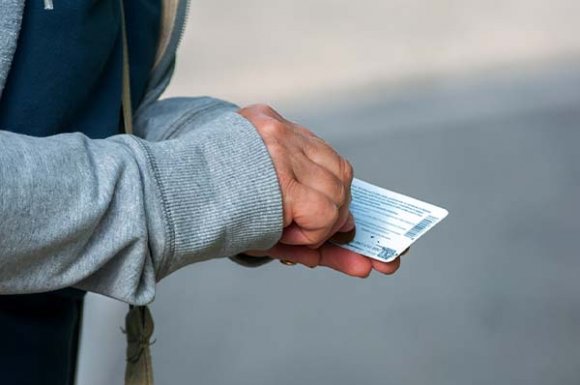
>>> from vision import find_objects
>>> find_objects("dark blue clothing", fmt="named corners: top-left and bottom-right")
top-left (0, 288), bottom-right (86, 385)
top-left (0, 0), bottom-right (161, 138)
top-left (0, 1), bottom-right (161, 384)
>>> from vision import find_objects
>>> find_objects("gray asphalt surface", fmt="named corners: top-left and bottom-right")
top-left (77, 63), bottom-right (580, 385)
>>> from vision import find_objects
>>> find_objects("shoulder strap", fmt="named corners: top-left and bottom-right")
top-left (120, 0), bottom-right (134, 135)
top-left (119, 1), bottom-right (155, 385)
top-left (124, 306), bottom-right (155, 385)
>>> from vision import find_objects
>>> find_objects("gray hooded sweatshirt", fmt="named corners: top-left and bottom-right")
top-left (0, 0), bottom-right (283, 305)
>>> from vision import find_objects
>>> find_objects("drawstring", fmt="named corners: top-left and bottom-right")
top-left (120, 0), bottom-right (134, 135)
top-left (44, 0), bottom-right (53, 10)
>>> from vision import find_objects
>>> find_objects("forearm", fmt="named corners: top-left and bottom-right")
top-left (0, 130), bottom-right (158, 303)
top-left (0, 112), bottom-right (282, 304)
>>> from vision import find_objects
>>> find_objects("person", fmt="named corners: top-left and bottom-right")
top-left (0, 1), bottom-right (401, 384)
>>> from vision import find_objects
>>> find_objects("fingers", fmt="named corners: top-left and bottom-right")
top-left (281, 158), bottom-right (352, 246)
top-left (294, 157), bottom-right (347, 207)
top-left (278, 243), bottom-right (404, 276)
top-left (267, 243), bottom-right (370, 277)
top-left (280, 183), bottom-right (339, 245)
top-left (266, 243), bottom-right (321, 268)
top-left (369, 247), bottom-right (407, 274)
top-left (370, 257), bottom-right (401, 275)
top-left (306, 244), bottom-right (402, 277)
top-left (251, 242), bottom-right (402, 278)
top-left (281, 180), bottom-right (352, 247)
top-left (338, 212), bottom-right (355, 233)
top-left (268, 243), bottom-right (373, 278)
top-left (281, 143), bottom-right (352, 247)
top-left (239, 104), bottom-right (354, 248)
top-left (299, 126), bottom-right (354, 185)
top-left (318, 244), bottom-right (373, 277)
top-left (329, 221), bottom-right (356, 244)
top-left (299, 132), bottom-right (354, 238)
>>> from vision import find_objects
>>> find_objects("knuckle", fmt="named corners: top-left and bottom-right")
top-left (241, 103), bottom-right (269, 117)
top-left (341, 159), bottom-right (354, 183)
top-left (335, 179), bottom-right (347, 205)
top-left (280, 181), bottom-right (296, 225)
top-left (261, 118), bottom-right (286, 136)
top-left (284, 178), bottom-right (306, 207)
top-left (297, 125), bottom-right (316, 137)
top-left (322, 202), bottom-right (340, 226)
top-left (258, 104), bottom-right (286, 120)
top-left (254, 103), bottom-right (273, 113)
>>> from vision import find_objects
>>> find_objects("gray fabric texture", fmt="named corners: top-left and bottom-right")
top-left (0, 1), bottom-right (283, 305)
top-left (0, 0), bottom-right (24, 99)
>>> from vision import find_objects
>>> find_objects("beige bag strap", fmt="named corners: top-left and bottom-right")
top-left (120, 1), bottom-right (155, 384)
top-left (120, 0), bottom-right (134, 136)
top-left (124, 306), bottom-right (155, 385)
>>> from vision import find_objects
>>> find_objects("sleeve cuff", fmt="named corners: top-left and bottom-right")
top-left (141, 111), bottom-right (283, 279)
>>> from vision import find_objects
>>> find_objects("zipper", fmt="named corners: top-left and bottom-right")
top-left (44, 0), bottom-right (54, 10)
top-left (154, 0), bottom-right (191, 71)
top-left (174, 0), bottom-right (191, 52)
top-left (138, 0), bottom-right (191, 108)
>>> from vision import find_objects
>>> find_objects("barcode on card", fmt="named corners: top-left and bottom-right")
top-left (404, 216), bottom-right (437, 240)
top-left (378, 247), bottom-right (398, 260)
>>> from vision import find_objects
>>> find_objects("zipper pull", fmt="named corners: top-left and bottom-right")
top-left (44, 0), bottom-right (54, 10)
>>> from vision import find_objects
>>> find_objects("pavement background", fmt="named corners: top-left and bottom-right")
top-left (77, 1), bottom-right (580, 384)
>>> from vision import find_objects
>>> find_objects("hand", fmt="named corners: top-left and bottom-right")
top-left (239, 104), bottom-right (354, 248)
top-left (239, 104), bottom-right (402, 277)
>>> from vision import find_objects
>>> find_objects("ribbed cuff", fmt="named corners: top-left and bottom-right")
top-left (142, 111), bottom-right (283, 278)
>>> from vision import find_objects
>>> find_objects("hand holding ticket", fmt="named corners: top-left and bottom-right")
top-left (334, 178), bottom-right (449, 262)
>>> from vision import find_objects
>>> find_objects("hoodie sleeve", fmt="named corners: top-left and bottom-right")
top-left (133, 96), bottom-right (276, 267)
top-left (0, 108), bottom-right (282, 305)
